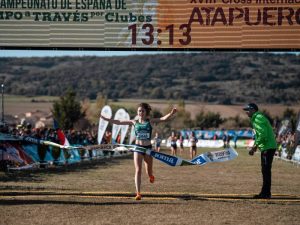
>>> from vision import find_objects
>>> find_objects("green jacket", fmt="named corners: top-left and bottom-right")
top-left (251, 111), bottom-right (277, 152)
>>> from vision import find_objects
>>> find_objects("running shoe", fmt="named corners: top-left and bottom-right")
top-left (253, 193), bottom-right (271, 199)
top-left (135, 193), bottom-right (142, 200)
top-left (149, 175), bottom-right (155, 183)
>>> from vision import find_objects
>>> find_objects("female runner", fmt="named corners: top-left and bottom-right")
top-left (101, 103), bottom-right (177, 200)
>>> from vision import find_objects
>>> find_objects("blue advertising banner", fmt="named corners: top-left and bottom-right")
top-left (181, 129), bottom-right (254, 140)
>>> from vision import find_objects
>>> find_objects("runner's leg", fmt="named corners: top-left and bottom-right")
top-left (134, 152), bottom-right (143, 194)
top-left (144, 154), bottom-right (153, 177)
top-left (144, 154), bottom-right (154, 183)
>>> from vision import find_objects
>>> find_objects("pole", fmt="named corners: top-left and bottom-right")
top-left (1, 82), bottom-right (4, 124)
top-left (0, 80), bottom-right (3, 169)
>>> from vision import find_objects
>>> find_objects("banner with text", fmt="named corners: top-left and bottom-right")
top-left (180, 129), bottom-right (254, 140)
top-left (1, 0), bottom-right (299, 49)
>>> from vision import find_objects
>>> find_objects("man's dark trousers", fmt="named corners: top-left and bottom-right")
top-left (260, 149), bottom-right (276, 196)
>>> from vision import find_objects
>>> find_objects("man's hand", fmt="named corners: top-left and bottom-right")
top-left (248, 149), bottom-right (255, 156)
top-left (248, 146), bottom-right (257, 156)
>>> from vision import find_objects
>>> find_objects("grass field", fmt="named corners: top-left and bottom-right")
top-left (1, 147), bottom-right (300, 225)
top-left (5, 95), bottom-right (300, 119)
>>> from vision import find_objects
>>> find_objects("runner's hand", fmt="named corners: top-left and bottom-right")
top-left (100, 115), bottom-right (109, 121)
top-left (171, 108), bottom-right (177, 115)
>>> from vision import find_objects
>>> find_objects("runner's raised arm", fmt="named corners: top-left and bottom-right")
top-left (100, 115), bottom-right (133, 126)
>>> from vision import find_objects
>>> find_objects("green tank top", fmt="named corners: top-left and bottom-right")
top-left (134, 120), bottom-right (152, 141)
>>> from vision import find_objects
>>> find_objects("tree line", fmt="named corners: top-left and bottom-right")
top-left (53, 91), bottom-right (299, 138)
top-left (1, 52), bottom-right (299, 104)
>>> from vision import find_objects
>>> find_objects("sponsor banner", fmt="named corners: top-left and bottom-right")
top-left (130, 144), bottom-right (238, 167)
top-left (98, 105), bottom-right (112, 144)
top-left (0, 133), bottom-right (21, 141)
top-left (181, 130), bottom-right (253, 140)
top-left (1, 1), bottom-right (300, 49)
top-left (235, 139), bottom-right (254, 148)
top-left (22, 144), bottom-right (41, 162)
top-left (1, 140), bottom-right (236, 168)
top-left (111, 108), bottom-right (127, 143)
top-left (0, 133), bottom-right (135, 170)
top-left (120, 112), bottom-right (130, 144)
top-left (79, 143), bottom-right (238, 167)
top-left (150, 150), bottom-right (180, 167)
top-left (196, 140), bottom-right (224, 148)
top-left (166, 139), bottom-right (224, 148)
top-left (66, 148), bottom-right (81, 162)
top-left (0, 143), bottom-right (28, 165)
top-left (191, 147), bottom-right (238, 166)
top-left (166, 139), bottom-right (253, 148)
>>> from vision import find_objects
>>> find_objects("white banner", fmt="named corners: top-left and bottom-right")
top-left (278, 119), bottom-right (290, 136)
top-left (165, 139), bottom-right (255, 148)
top-left (98, 105), bottom-right (112, 144)
top-left (112, 108), bottom-right (127, 144)
top-left (166, 140), bottom-right (224, 148)
top-left (120, 112), bottom-right (130, 144)
top-left (196, 140), bottom-right (224, 148)
top-left (129, 115), bottom-right (139, 144)
top-left (295, 112), bottom-right (300, 146)
top-left (129, 126), bottom-right (136, 144)
top-left (292, 146), bottom-right (300, 162)
top-left (281, 146), bottom-right (288, 160)
top-left (189, 147), bottom-right (238, 166)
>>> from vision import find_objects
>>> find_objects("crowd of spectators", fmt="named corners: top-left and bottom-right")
top-left (277, 131), bottom-right (297, 159)
top-left (1, 122), bottom-right (98, 146)
top-left (1, 121), bottom-right (299, 154)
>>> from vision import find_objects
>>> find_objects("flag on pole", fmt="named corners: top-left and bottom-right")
top-left (53, 119), bottom-right (70, 146)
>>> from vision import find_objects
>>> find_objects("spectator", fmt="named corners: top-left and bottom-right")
top-left (233, 133), bottom-right (238, 148)
top-left (222, 132), bottom-right (227, 148)
top-left (179, 134), bottom-right (184, 154)
top-left (102, 131), bottom-right (112, 144)
top-left (225, 133), bottom-right (231, 148)
top-left (168, 131), bottom-right (178, 156)
top-left (189, 131), bottom-right (198, 159)
top-left (153, 132), bottom-right (162, 152)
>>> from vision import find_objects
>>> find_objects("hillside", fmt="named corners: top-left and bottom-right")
top-left (1, 53), bottom-right (299, 104)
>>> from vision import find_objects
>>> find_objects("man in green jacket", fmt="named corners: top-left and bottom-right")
top-left (243, 103), bottom-right (277, 199)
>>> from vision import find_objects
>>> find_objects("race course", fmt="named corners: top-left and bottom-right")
top-left (1, 148), bottom-right (300, 225)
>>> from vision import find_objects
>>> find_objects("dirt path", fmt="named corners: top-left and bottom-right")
top-left (1, 148), bottom-right (300, 225)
